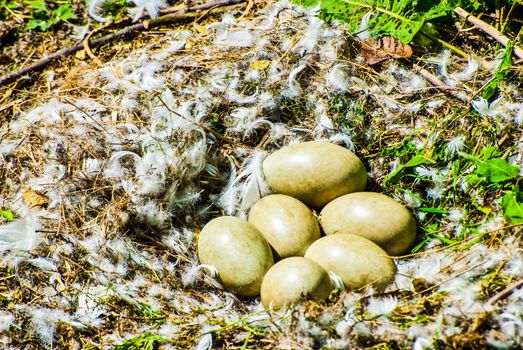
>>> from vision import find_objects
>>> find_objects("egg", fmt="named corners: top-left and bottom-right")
top-left (262, 141), bottom-right (367, 209)
top-left (304, 234), bottom-right (396, 290)
top-left (197, 216), bottom-right (274, 296)
top-left (248, 194), bottom-right (320, 259)
top-left (260, 257), bottom-right (333, 308)
top-left (319, 192), bottom-right (416, 256)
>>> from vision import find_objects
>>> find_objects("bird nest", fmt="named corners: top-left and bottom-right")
top-left (0, 0), bottom-right (522, 348)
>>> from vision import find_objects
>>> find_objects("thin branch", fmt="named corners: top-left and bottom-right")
top-left (0, 0), bottom-right (247, 87)
top-left (486, 279), bottom-right (523, 305)
top-left (454, 7), bottom-right (523, 59)
top-left (83, 19), bottom-right (115, 65)
top-left (412, 63), bottom-right (467, 101)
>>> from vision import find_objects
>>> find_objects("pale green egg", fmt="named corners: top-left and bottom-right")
top-left (319, 192), bottom-right (416, 256)
top-left (248, 194), bottom-right (320, 259)
top-left (262, 141), bottom-right (367, 209)
top-left (260, 257), bottom-right (333, 308)
top-left (197, 216), bottom-right (274, 296)
top-left (304, 234), bottom-right (396, 290)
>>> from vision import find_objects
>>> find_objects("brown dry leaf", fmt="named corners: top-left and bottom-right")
top-left (360, 37), bottom-right (413, 65)
top-left (22, 189), bottom-right (49, 209)
top-left (75, 49), bottom-right (87, 60)
top-left (250, 59), bottom-right (271, 70)
top-left (193, 23), bottom-right (207, 36)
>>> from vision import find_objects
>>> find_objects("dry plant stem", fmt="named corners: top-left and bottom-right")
top-left (412, 63), bottom-right (467, 101)
top-left (0, 0), bottom-right (247, 87)
top-left (83, 19), bottom-right (115, 65)
top-left (486, 279), bottom-right (523, 305)
top-left (454, 7), bottom-right (523, 59)
top-left (161, 0), bottom-right (247, 15)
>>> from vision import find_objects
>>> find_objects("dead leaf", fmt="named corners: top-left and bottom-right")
top-left (193, 23), bottom-right (207, 36)
top-left (75, 49), bottom-right (86, 60)
top-left (250, 60), bottom-right (271, 70)
top-left (360, 37), bottom-right (413, 65)
top-left (22, 189), bottom-right (49, 209)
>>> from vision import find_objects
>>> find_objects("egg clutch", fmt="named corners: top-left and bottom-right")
top-left (197, 141), bottom-right (417, 308)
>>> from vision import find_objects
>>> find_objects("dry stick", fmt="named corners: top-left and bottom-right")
top-left (412, 63), bottom-right (467, 102)
top-left (83, 19), bottom-right (115, 65)
top-left (0, 0), bottom-right (247, 87)
top-left (454, 7), bottom-right (523, 59)
top-left (161, 0), bottom-right (247, 15)
top-left (486, 279), bottom-right (523, 305)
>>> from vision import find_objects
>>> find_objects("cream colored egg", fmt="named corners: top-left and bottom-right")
top-left (319, 192), bottom-right (416, 256)
top-left (260, 257), bottom-right (333, 308)
top-left (262, 141), bottom-right (367, 209)
top-left (197, 216), bottom-right (274, 296)
top-left (248, 194), bottom-right (320, 259)
top-left (304, 234), bottom-right (396, 290)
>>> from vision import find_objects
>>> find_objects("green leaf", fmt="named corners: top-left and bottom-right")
top-left (452, 159), bottom-right (460, 186)
top-left (418, 207), bottom-right (449, 214)
top-left (23, 0), bottom-right (47, 12)
top-left (24, 19), bottom-right (47, 30)
top-left (292, 0), bottom-right (460, 43)
top-left (0, 210), bottom-right (13, 221)
top-left (384, 155), bottom-right (435, 186)
top-left (502, 191), bottom-right (523, 224)
top-left (481, 146), bottom-right (501, 160)
top-left (432, 233), bottom-right (455, 245)
top-left (465, 173), bottom-right (482, 186)
top-left (458, 151), bottom-right (482, 164)
top-left (114, 332), bottom-right (173, 350)
top-left (481, 40), bottom-right (513, 101)
top-left (475, 159), bottom-right (520, 183)
top-left (55, 4), bottom-right (76, 21)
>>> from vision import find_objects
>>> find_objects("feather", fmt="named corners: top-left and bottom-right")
top-left (87, 0), bottom-right (109, 22)
top-left (319, 112), bottom-right (335, 130)
top-left (329, 272), bottom-right (345, 291)
top-left (218, 150), bottom-right (272, 217)
top-left (295, 17), bottom-right (323, 54)
top-left (0, 311), bottom-right (15, 331)
top-left (72, 24), bottom-right (90, 40)
top-left (128, 0), bottom-right (167, 22)
top-left (194, 333), bottom-right (213, 350)
top-left (445, 135), bottom-right (465, 157)
top-left (227, 87), bottom-right (258, 104)
top-left (287, 65), bottom-right (306, 97)
top-left (413, 337), bottom-right (432, 350)
top-left (356, 12), bottom-right (374, 40)
top-left (26, 258), bottom-right (57, 271)
top-left (22, 306), bottom-right (70, 345)
top-left (326, 64), bottom-right (349, 91)
top-left (328, 133), bottom-right (355, 152)
top-left (471, 97), bottom-right (502, 117)
top-left (182, 264), bottom-right (221, 289)
top-left (231, 107), bottom-right (260, 134)
top-left (85, 158), bottom-right (101, 175)
top-left (214, 29), bottom-right (256, 48)
top-left (0, 216), bottom-right (39, 252)
top-left (452, 55), bottom-right (479, 81)
top-left (366, 296), bottom-right (398, 317)
top-left (207, 13), bottom-right (238, 30)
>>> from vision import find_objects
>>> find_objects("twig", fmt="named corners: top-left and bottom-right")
top-left (161, 0), bottom-right (247, 15)
top-left (412, 63), bottom-right (467, 101)
top-left (486, 279), bottom-right (523, 305)
top-left (0, 0), bottom-right (247, 87)
top-left (454, 7), bottom-right (523, 59)
top-left (82, 19), bottom-right (115, 65)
